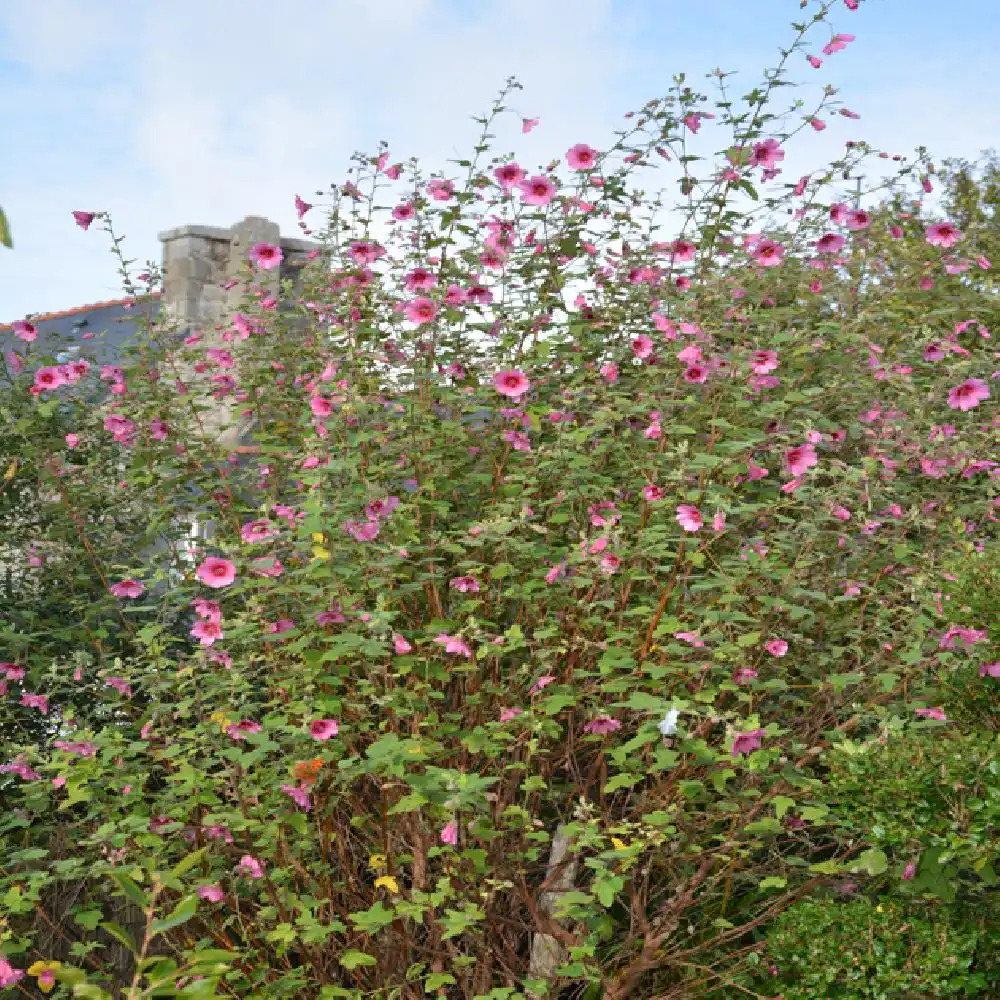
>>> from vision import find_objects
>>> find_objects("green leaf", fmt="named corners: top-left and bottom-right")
top-left (758, 876), bottom-right (787, 891)
top-left (109, 872), bottom-right (146, 907)
top-left (100, 921), bottom-right (138, 954)
top-left (388, 790), bottom-right (428, 815)
top-left (151, 894), bottom-right (198, 935)
top-left (604, 772), bottom-right (642, 794)
top-left (340, 950), bottom-right (378, 970)
top-left (348, 901), bottom-right (396, 934)
top-left (808, 860), bottom-right (842, 875)
top-left (850, 848), bottom-right (888, 876)
top-left (75, 909), bottom-right (103, 931)
top-left (170, 847), bottom-right (207, 879)
top-left (425, 973), bottom-right (457, 992)
top-left (593, 875), bottom-right (624, 908)
top-left (0, 206), bottom-right (11, 248)
top-left (772, 795), bottom-right (795, 819)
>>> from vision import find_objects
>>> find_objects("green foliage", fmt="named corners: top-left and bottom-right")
top-left (0, 5), bottom-right (997, 998)
top-left (765, 897), bottom-right (986, 999)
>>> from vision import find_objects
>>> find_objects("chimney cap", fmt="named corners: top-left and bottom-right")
top-left (158, 220), bottom-right (321, 254)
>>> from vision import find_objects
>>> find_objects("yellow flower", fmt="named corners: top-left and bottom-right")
top-left (208, 711), bottom-right (233, 731)
top-left (311, 532), bottom-right (326, 543)
top-left (610, 837), bottom-right (628, 851)
top-left (27, 961), bottom-right (60, 993)
top-left (368, 854), bottom-right (386, 872)
top-left (374, 875), bottom-right (399, 894)
top-left (311, 546), bottom-right (330, 562)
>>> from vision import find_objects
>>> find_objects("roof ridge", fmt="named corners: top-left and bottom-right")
top-left (1, 292), bottom-right (161, 332)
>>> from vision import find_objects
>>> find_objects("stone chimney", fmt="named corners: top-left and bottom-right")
top-left (157, 216), bottom-right (320, 448)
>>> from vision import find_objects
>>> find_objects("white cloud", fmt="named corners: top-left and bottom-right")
top-left (1, 0), bottom-right (998, 321)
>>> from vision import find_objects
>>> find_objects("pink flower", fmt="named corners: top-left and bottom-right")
top-left (750, 138), bottom-right (784, 170)
top-left (435, 633), bottom-right (473, 659)
top-left (747, 459), bottom-right (769, 480)
top-left (196, 556), bottom-right (237, 589)
top-left (237, 855), bottom-right (265, 879)
top-left (110, 579), bottom-right (144, 599)
top-left (365, 496), bottom-right (400, 520)
top-left (249, 242), bottom-right (282, 270)
top-left (816, 233), bottom-right (845, 254)
top-left (846, 209), bottom-right (871, 231)
top-left (683, 363), bottom-right (709, 384)
top-left (12, 320), bottom-right (36, 342)
top-left (584, 715), bottom-right (621, 736)
top-left (643, 484), bottom-right (664, 502)
top-left (281, 782), bottom-right (312, 811)
top-left (902, 861), bottom-right (917, 880)
top-left (198, 885), bottom-right (225, 903)
top-left (676, 504), bottom-right (703, 532)
top-left (566, 143), bottom-right (598, 170)
top-left (823, 33), bottom-right (855, 55)
top-left (765, 639), bottom-right (789, 657)
top-left (732, 728), bottom-right (766, 757)
top-left (192, 598), bottom-right (222, 622)
top-left (191, 620), bottom-right (223, 646)
top-left (72, 210), bottom-right (96, 230)
top-left (500, 707), bottom-right (523, 723)
top-left (449, 575), bottom-right (480, 593)
top-left (734, 667), bottom-right (758, 685)
top-left (294, 194), bottom-right (312, 218)
top-left (344, 519), bottom-right (380, 542)
top-left (440, 820), bottom-right (459, 846)
top-left (518, 175), bottom-right (556, 206)
top-left (426, 178), bottom-right (455, 201)
top-left (545, 563), bottom-right (566, 584)
top-left (947, 379), bottom-right (989, 411)
top-left (521, 117), bottom-right (540, 133)
top-left (784, 444), bottom-right (818, 477)
top-left (495, 162), bottom-right (526, 189)
top-left (979, 661), bottom-right (1000, 678)
top-left (599, 553), bottom-right (621, 575)
top-left (712, 511), bottom-right (726, 532)
top-left (631, 334), bottom-right (654, 359)
top-left (750, 350), bottom-right (779, 374)
top-left (310, 719), bottom-right (340, 741)
top-left (393, 634), bottom-right (412, 655)
top-left (914, 706), bottom-right (948, 721)
top-left (925, 222), bottom-right (962, 248)
top-left (529, 674), bottom-right (556, 695)
top-left (21, 693), bottom-right (49, 714)
top-left (503, 429), bottom-right (531, 451)
top-left (752, 240), bottom-right (784, 267)
top-left (35, 366), bottom-right (67, 391)
top-left (0, 958), bottom-right (25, 988)
top-left (674, 631), bottom-right (705, 647)
top-left (403, 297), bottom-right (438, 325)
top-left (241, 519), bottom-right (276, 543)
top-left (227, 720), bottom-right (261, 740)
top-left (494, 369), bottom-right (530, 399)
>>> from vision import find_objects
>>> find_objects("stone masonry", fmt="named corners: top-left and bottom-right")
top-left (158, 216), bottom-right (320, 449)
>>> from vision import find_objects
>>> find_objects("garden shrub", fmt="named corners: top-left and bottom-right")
top-left (0, 2), bottom-right (996, 998)
top-left (765, 897), bottom-right (985, 999)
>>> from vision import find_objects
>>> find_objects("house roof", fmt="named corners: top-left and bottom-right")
top-left (1, 294), bottom-right (162, 370)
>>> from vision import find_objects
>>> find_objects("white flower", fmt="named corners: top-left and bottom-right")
top-left (658, 708), bottom-right (680, 737)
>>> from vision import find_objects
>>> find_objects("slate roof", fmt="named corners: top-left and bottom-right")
top-left (0, 294), bottom-right (162, 374)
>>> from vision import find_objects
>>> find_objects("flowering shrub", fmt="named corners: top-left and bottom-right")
top-left (1, 2), bottom-right (997, 998)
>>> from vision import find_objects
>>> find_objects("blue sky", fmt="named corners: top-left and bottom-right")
top-left (2, 0), bottom-right (998, 322)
